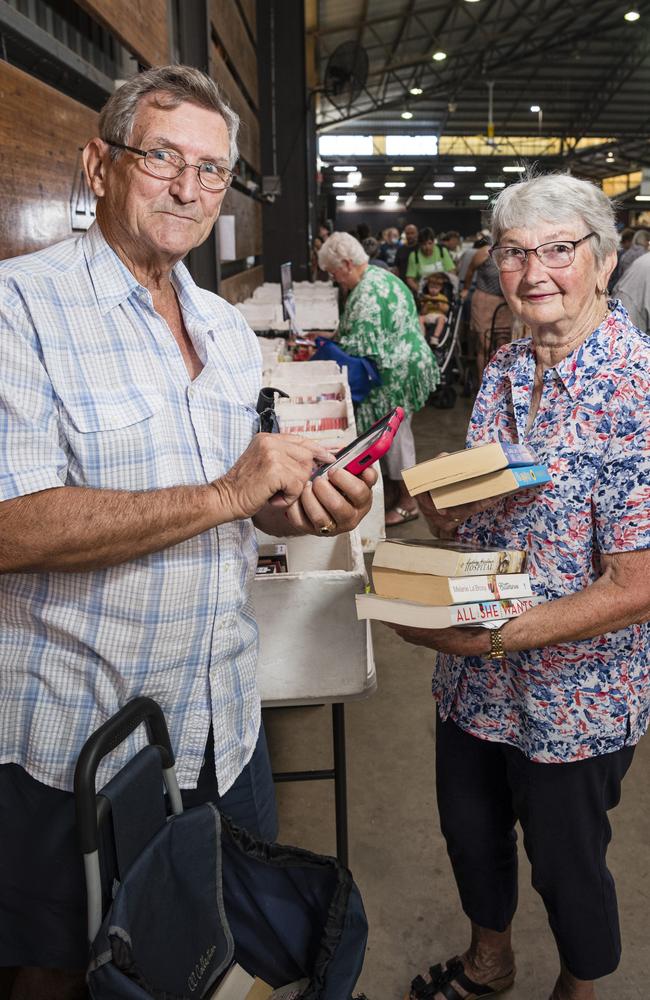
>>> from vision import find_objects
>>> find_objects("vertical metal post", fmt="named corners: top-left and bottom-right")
top-left (332, 703), bottom-right (348, 868)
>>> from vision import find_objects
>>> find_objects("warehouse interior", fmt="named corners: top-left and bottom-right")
top-left (1, 2), bottom-right (650, 999)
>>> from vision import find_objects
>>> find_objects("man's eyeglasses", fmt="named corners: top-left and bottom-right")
top-left (489, 233), bottom-right (595, 272)
top-left (106, 141), bottom-right (234, 192)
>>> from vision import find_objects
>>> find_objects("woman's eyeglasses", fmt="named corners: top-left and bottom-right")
top-left (490, 233), bottom-right (595, 272)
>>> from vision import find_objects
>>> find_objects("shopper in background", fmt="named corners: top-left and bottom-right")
top-left (363, 236), bottom-right (391, 270)
top-left (461, 237), bottom-right (512, 380)
top-left (616, 228), bottom-right (649, 280)
top-left (392, 173), bottom-right (650, 1000)
top-left (318, 231), bottom-right (439, 526)
top-left (614, 248), bottom-right (650, 332)
top-left (311, 235), bottom-right (329, 281)
top-left (0, 66), bottom-right (376, 1000)
top-left (608, 226), bottom-right (634, 291)
top-left (405, 227), bottom-right (456, 296)
top-left (379, 226), bottom-right (401, 268)
top-left (394, 222), bottom-right (420, 281)
top-left (440, 229), bottom-right (462, 261)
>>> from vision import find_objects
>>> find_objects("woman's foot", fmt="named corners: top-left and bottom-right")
top-left (385, 505), bottom-right (419, 526)
top-left (405, 951), bottom-right (515, 999)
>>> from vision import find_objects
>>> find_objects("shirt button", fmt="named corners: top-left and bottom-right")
top-left (188, 387), bottom-right (195, 399)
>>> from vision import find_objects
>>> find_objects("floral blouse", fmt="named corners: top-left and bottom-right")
top-left (435, 302), bottom-right (650, 763)
top-left (337, 266), bottom-right (439, 432)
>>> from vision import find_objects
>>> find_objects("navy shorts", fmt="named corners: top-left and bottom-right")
top-left (0, 726), bottom-right (278, 970)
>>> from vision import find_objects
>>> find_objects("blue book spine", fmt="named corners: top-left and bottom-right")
top-left (500, 442), bottom-right (540, 467)
top-left (512, 464), bottom-right (552, 487)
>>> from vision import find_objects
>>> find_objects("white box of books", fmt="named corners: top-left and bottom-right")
top-left (254, 528), bottom-right (376, 706)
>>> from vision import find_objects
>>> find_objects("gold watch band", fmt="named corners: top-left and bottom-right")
top-left (489, 627), bottom-right (506, 661)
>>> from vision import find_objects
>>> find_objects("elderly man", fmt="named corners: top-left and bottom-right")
top-left (0, 66), bottom-right (375, 1000)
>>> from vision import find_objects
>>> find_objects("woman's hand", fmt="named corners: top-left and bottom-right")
top-left (416, 484), bottom-right (503, 539)
top-left (387, 623), bottom-right (491, 656)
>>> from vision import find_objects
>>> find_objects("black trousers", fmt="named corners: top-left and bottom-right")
top-left (435, 712), bottom-right (635, 981)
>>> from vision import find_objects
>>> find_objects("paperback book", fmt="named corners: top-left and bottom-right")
top-left (373, 539), bottom-right (527, 577)
top-left (428, 464), bottom-right (551, 510)
top-left (355, 593), bottom-right (543, 629)
top-left (371, 567), bottom-right (533, 605)
top-left (402, 441), bottom-right (542, 496)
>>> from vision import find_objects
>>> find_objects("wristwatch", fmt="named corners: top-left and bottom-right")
top-left (488, 626), bottom-right (506, 661)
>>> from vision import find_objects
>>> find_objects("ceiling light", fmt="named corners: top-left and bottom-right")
top-left (347, 171), bottom-right (362, 186)
top-left (336, 193), bottom-right (357, 202)
top-left (634, 195), bottom-right (650, 201)
top-left (385, 181), bottom-right (406, 188)
top-left (530, 105), bottom-right (541, 113)
top-left (453, 165), bottom-right (476, 172)
top-left (332, 181), bottom-right (354, 188)
top-left (379, 194), bottom-right (399, 201)
top-left (434, 181), bottom-right (455, 188)
top-left (503, 165), bottom-right (526, 173)
top-left (392, 166), bottom-right (415, 172)
top-left (401, 110), bottom-right (414, 119)
top-left (423, 195), bottom-right (444, 200)
top-left (464, 0), bottom-right (481, 3)
top-left (432, 51), bottom-right (447, 61)
top-left (470, 194), bottom-right (489, 201)
top-left (410, 87), bottom-right (423, 95)
top-left (333, 165), bottom-right (357, 172)
top-left (485, 181), bottom-right (505, 188)
top-left (624, 10), bottom-right (641, 20)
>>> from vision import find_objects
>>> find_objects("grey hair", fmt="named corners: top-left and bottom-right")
top-left (318, 231), bottom-right (369, 271)
top-left (98, 65), bottom-right (239, 169)
top-left (632, 229), bottom-right (650, 248)
top-left (490, 172), bottom-right (618, 267)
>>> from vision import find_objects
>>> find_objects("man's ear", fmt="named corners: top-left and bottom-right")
top-left (83, 138), bottom-right (110, 198)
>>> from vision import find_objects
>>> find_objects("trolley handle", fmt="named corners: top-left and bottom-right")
top-left (74, 697), bottom-right (175, 854)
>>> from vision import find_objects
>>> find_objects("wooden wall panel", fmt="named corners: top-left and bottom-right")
top-left (211, 45), bottom-right (260, 172)
top-left (210, 1), bottom-right (258, 107)
top-left (75, 0), bottom-right (170, 67)
top-left (220, 265), bottom-right (264, 304)
top-left (221, 186), bottom-right (262, 259)
top-left (0, 63), bottom-right (98, 261)
top-left (238, 0), bottom-right (257, 40)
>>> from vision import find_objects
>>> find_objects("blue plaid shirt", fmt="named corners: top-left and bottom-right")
top-left (0, 223), bottom-right (264, 793)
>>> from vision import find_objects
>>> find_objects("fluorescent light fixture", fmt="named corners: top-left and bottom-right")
top-left (385, 181), bottom-right (406, 188)
top-left (530, 104), bottom-right (541, 113)
top-left (432, 51), bottom-right (447, 61)
top-left (401, 111), bottom-right (414, 120)
top-left (434, 181), bottom-right (455, 188)
top-left (503, 165), bottom-right (526, 173)
top-left (379, 194), bottom-right (399, 201)
top-left (484, 181), bottom-right (505, 188)
top-left (392, 165), bottom-right (415, 172)
top-left (347, 171), bottom-right (362, 186)
top-left (423, 195), bottom-right (443, 200)
top-left (410, 87), bottom-right (423, 95)
top-left (624, 10), bottom-right (641, 20)
top-left (332, 181), bottom-right (354, 188)
top-left (470, 194), bottom-right (489, 201)
top-left (333, 165), bottom-right (357, 171)
top-left (336, 193), bottom-right (357, 202)
top-left (635, 195), bottom-right (650, 201)
top-left (386, 135), bottom-right (438, 155)
top-left (453, 165), bottom-right (477, 172)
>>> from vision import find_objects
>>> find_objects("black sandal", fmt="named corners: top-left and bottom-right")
top-left (408, 956), bottom-right (515, 999)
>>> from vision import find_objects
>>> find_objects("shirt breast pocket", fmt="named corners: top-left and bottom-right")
top-left (198, 396), bottom-right (260, 480)
top-left (60, 387), bottom-right (164, 490)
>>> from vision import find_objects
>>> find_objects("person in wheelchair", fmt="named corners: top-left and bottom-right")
top-left (418, 272), bottom-right (451, 345)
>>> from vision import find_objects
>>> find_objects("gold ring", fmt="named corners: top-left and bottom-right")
top-left (319, 520), bottom-right (336, 536)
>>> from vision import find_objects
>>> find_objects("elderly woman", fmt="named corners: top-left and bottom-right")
top-left (388, 174), bottom-right (650, 1000)
top-left (318, 232), bottom-right (439, 525)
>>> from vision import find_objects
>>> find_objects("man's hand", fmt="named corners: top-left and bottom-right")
top-left (283, 465), bottom-right (378, 535)
top-left (387, 622), bottom-right (491, 656)
top-left (213, 434), bottom-right (336, 521)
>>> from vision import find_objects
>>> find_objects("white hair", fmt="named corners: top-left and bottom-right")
top-left (632, 229), bottom-right (650, 248)
top-left (318, 231), bottom-right (369, 271)
top-left (490, 172), bottom-right (618, 267)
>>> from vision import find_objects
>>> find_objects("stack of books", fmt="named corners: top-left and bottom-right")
top-left (209, 962), bottom-right (308, 999)
top-left (355, 538), bottom-right (543, 629)
top-left (401, 441), bottom-right (551, 509)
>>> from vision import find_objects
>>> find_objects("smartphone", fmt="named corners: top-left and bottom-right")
top-left (311, 406), bottom-right (404, 479)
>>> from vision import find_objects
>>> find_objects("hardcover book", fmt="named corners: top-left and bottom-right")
top-left (402, 441), bottom-right (541, 496)
top-left (371, 567), bottom-right (533, 605)
top-left (355, 593), bottom-right (543, 629)
top-left (373, 539), bottom-right (527, 577)
top-left (428, 464), bottom-right (552, 510)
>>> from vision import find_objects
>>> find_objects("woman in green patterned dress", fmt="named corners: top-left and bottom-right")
top-left (318, 231), bottom-right (439, 525)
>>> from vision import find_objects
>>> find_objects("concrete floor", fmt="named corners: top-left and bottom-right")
top-left (263, 400), bottom-right (650, 1000)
